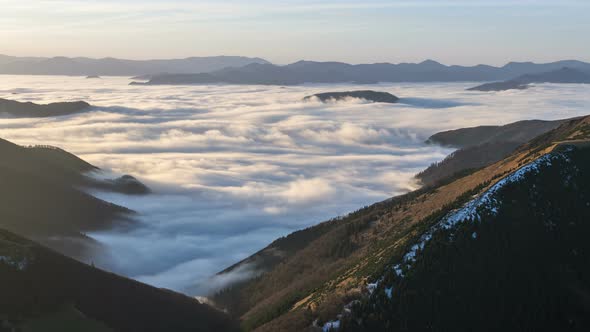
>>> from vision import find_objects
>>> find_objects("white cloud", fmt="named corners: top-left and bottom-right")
top-left (281, 178), bottom-right (335, 204)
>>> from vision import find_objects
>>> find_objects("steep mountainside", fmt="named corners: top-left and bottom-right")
top-left (213, 116), bottom-right (590, 331)
top-left (340, 145), bottom-right (590, 331)
top-left (0, 228), bottom-right (238, 331)
top-left (0, 137), bottom-right (148, 260)
top-left (131, 60), bottom-right (590, 86)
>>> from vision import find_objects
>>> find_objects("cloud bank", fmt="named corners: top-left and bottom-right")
top-left (1, 77), bottom-right (589, 294)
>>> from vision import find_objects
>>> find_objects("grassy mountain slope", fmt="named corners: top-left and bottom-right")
top-left (0, 228), bottom-right (239, 332)
top-left (214, 116), bottom-right (590, 331)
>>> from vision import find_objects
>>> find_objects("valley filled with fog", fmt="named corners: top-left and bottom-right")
top-left (1, 75), bottom-right (589, 295)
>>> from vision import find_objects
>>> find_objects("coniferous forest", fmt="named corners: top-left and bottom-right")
top-left (341, 147), bottom-right (590, 332)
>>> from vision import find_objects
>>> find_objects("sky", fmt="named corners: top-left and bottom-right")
top-left (1, 0), bottom-right (589, 64)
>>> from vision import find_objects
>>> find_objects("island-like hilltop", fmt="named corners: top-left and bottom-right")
top-left (0, 98), bottom-right (90, 117)
top-left (303, 90), bottom-right (399, 103)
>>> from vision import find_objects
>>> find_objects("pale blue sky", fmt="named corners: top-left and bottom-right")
top-left (1, 0), bottom-right (589, 65)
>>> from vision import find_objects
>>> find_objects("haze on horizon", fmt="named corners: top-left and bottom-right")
top-left (1, 0), bottom-right (589, 66)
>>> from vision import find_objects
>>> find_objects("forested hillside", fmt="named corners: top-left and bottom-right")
top-left (341, 145), bottom-right (590, 331)
top-left (0, 228), bottom-right (239, 331)
top-left (213, 116), bottom-right (590, 331)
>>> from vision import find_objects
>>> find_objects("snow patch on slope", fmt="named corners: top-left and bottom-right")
top-left (320, 148), bottom-right (575, 330)
top-left (0, 255), bottom-right (29, 271)
top-left (392, 149), bottom-right (572, 277)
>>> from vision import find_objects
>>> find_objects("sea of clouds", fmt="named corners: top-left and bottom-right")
top-left (1, 76), bottom-right (589, 295)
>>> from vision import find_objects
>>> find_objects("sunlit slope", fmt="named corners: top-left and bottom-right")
top-left (340, 138), bottom-right (590, 331)
top-left (214, 116), bottom-right (590, 331)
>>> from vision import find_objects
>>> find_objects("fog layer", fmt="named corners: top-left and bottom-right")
top-left (1, 76), bottom-right (589, 294)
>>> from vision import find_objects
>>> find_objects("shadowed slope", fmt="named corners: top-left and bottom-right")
top-left (0, 228), bottom-right (239, 332)
top-left (0, 137), bottom-right (148, 261)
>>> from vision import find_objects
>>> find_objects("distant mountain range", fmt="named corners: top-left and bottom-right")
top-left (0, 55), bottom-right (269, 76)
top-left (2, 55), bottom-right (590, 84)
top-left (468, 67), bottom-right (590, 91)
top-left (131, 59), bottom-right (590, 85)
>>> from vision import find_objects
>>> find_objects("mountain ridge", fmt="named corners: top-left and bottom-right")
top-left (131, 59), bottom-right (590, 86)
top-left (0, 55), bottom-right (270, 76)
top-left (468, 67), bottom-right (590, 91)
top-left (0, 137), bottom-right (149, 262)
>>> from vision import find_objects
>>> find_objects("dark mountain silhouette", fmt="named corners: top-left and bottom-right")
top-left (131, 59), bottom-right (590, 86)
top-left (0, 98), bottom-right (90, 117)
top-left (468, 67), bottom-right (590, 91)
top-left (0, 55), bottom-right (269, 76)
top-left (213, 116), bottom-right (590, 331)
top-left (467, 80), bottom-right (530, 91)
top-left (107, 175), bottom-right (151, 195)
top-left (303, 91), bottom-right (399, 103)
top-left (0, 137), bottom-right (149, 261)
top-left (0, 228), bottom-right (239, 331)
top-left (516, 66), bottom-right (590, 84)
